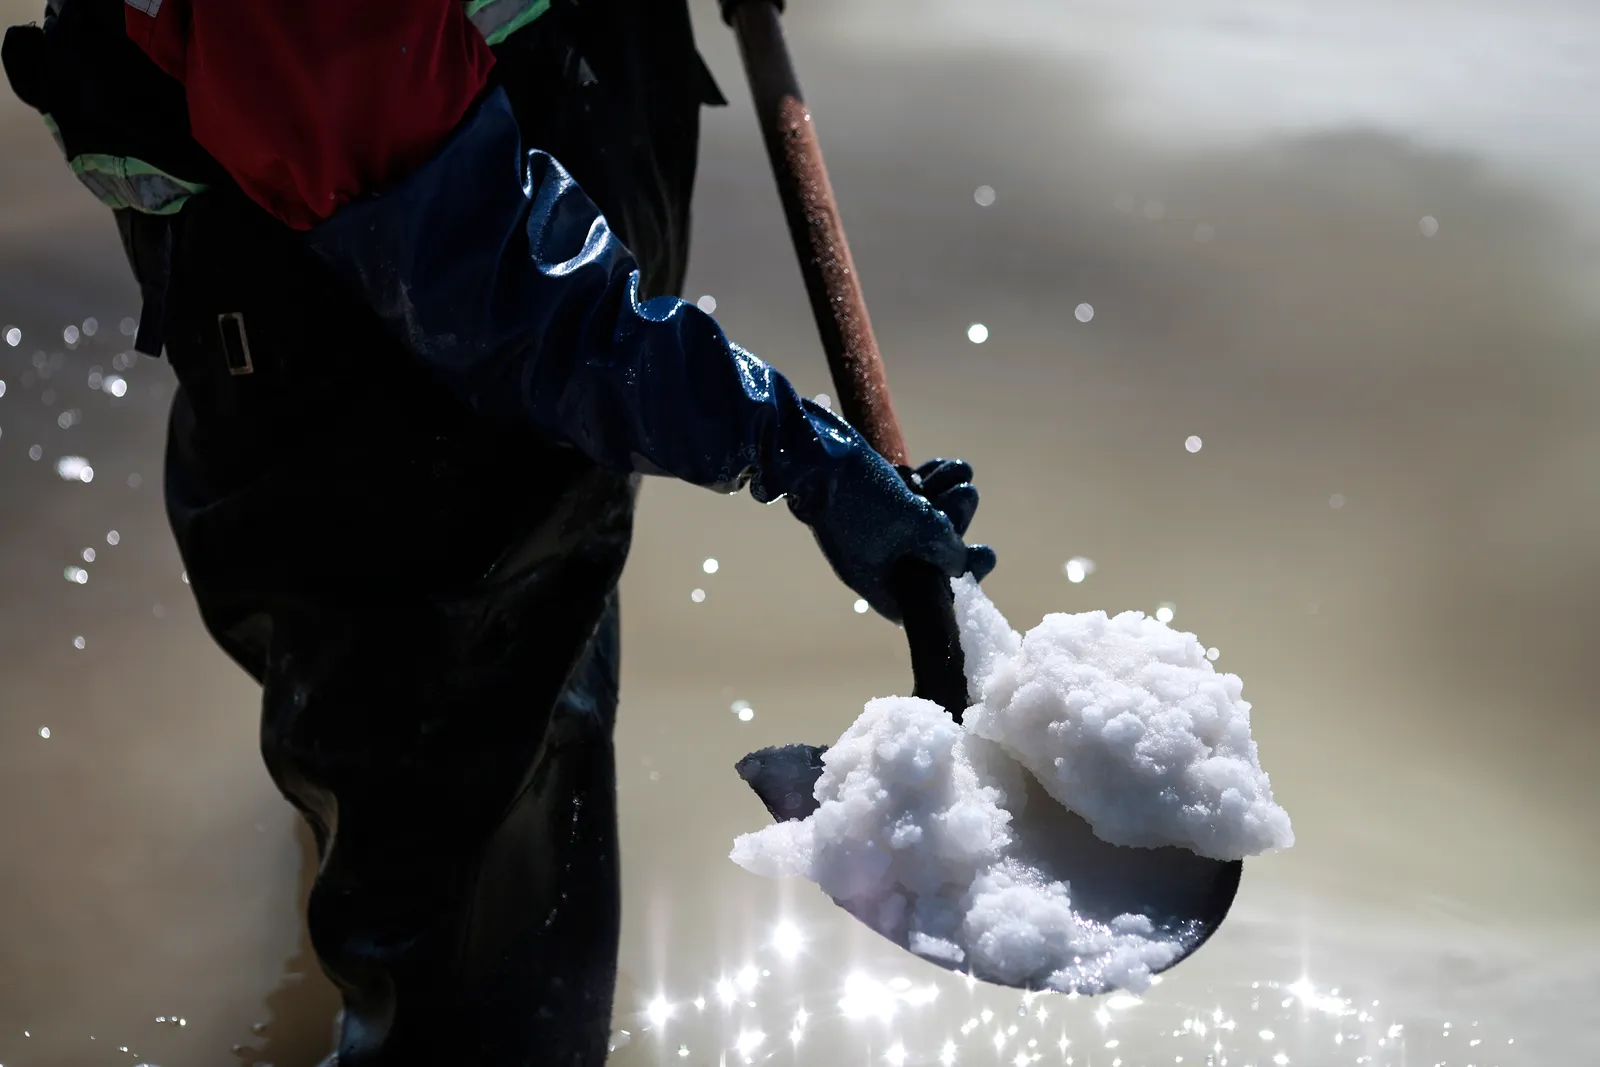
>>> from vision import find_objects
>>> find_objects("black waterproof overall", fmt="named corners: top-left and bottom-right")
top-left (155, 7), bottom-right (722, 1063)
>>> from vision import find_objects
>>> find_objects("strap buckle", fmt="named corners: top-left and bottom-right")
top-left (217, 311), bottom-right (254, 376)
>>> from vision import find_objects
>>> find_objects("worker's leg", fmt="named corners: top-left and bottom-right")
top-left (262, 594), bottom-right (627, 1066)
top-left (161, 186), bottom-right (639, 1064)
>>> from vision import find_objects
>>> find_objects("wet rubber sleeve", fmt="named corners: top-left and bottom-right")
top-left (304, 88), bottom-right (985, 617)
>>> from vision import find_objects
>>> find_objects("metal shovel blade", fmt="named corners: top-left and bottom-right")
top-left (737, 741), bottom-right (1243, 995)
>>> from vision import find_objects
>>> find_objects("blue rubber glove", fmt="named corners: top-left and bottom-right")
top-left (304, 88), bottom-right (994, 621)
top-left (790, 443), bottom-right (997, 620)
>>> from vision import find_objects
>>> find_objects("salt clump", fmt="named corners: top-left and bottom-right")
top-left (956, 578), bottom-right (1293, 860)
top-left (731, 577), bottom-right (1293, 993)
top-left (730, 696), bottom-right (1187, 992)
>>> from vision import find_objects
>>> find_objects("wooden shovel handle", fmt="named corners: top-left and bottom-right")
top-left (728, 0), bottom-right (908, 467)
top-left (729, 0), bottom-right (971, 719)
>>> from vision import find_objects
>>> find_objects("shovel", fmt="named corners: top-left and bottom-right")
top-left (722, 0), bottom-right (1243, 993)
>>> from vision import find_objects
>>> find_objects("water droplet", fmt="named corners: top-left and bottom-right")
top-left (64, 566), bottom-right (88, 585)
top-left (1155, 603), bottom-right (1176, 624)
top-left (702, 558), bottom-right (719, 574)
top-left (181, 570), bottom-right (189, 585)
top-left (72, 636), bottom-right (86, 649)
top-left (106, 376), bottom-right (128, 398)
top-left (853, 598), bottom-right (869, 614)
top-left (107, 530), bottom-right (120, 546)
top-left (56, 455), bottom-right (94, 482)
top-left (82, 317), bottom-right (98, 337)
top-left (967, 323), bottom-right (989, 344)
top-left (4, 327), bottom-right (19, 346)
top-left (1419, 215), bottom-right (1439, 237)
top-left (813, 393), bottom-right (832, 410)
top-left (1329, 493), bottom-right (1346, 509)
top-left (1184, 435), bottom-right (1203, 453)
top-left (128, 473), bottom-right (142, 488)
top-left (1206, 647), bottom-right (1220, 662)
top-left (974, 185), bottom-right (996, 207)
top-left (1074, 303), bottom-right (1094, 323)
top-left (39, 726), bottom-right (51, 739)
top-left (119, 317), bottom-right (138, 337)
top-left (82, 548), bottom-right (95, 562)
top-left (696, 294), bottom-right (718, 314)
top-left (690, 587), bottom-right (706, 603)
top-left (63, 325), bottom-right (80, 345)
top-left (28, 444), bottom-right (42, 461)
top-left (0, 379), bottom-right (6, 397)
top-left (1064, 557), bottom-right (1095, 583)
top-left (738, 706), bottom-right (754, 722)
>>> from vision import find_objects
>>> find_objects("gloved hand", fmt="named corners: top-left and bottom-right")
top-left (905, 458), bottom-right (985, 539)
top-left (785, 431), bottom-right (997, 622)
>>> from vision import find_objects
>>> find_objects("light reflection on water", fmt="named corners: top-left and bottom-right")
top-left (610, 913), bottom-right (1524, 1067)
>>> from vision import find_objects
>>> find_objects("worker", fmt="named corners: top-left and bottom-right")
top-left (3, 2), bottom-right (996, 1063)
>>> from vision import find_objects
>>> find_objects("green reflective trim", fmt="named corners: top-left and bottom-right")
top-left (485, 2), bottom-right (551, 46)
top-left (73, 168), bottom-right (134, 211)
top-left (66, 153), bottom-right (207, 215)
top-left (40, 113), bottom-right (68, 157)
top-left (466, 0), bottom-right (550, 46)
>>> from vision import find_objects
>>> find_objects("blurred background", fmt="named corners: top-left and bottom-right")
top-left (2, 0), bottom-right (1597, 1064)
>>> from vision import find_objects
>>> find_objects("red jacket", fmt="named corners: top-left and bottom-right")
top-left (124, 0), bottom-right (495, 230)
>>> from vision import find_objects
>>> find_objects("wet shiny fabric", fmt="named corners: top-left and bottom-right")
top-left (305, 86), bottom-right (990, 622)
top-left (159, 9), bottom-right (709, 1063)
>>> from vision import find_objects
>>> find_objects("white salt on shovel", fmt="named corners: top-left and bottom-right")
top-left (732, 577), bottom-right (1293, 995)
